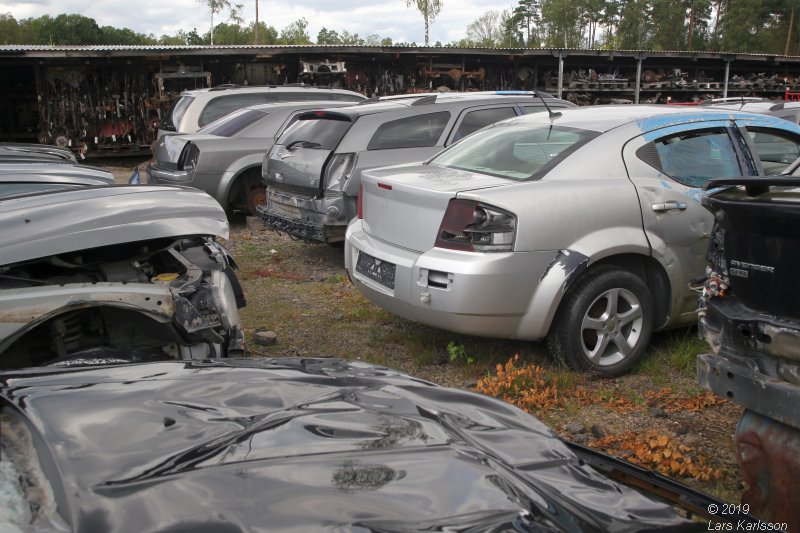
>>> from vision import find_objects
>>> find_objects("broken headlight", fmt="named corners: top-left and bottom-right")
top-left (210, 270), bottom-right (240, 330)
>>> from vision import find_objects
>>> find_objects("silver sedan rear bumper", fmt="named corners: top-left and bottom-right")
top-left (345, 219), bottom-right (565, 341)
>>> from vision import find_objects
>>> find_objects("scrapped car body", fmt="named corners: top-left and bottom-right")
top-left (345, 106), bottom-right (800, 375)
top-left (157, 85), bottom-right (366, 138)
top-left (0, 162), bottom-right (114, 199)
top-left (0, 356), bottom-right (737, 532)
top-left (0, 142), bottom-right (78, 163)
top-left (260, 91), bottom-right (574, 243)
top-left (697, 173), bottom-right (800, 530)
top-left (148, 101), bottom-right (354, 215)
top-left (0, 186), bottom-right (245, 368)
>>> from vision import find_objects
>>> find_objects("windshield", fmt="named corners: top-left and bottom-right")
top-left (162, 96), bottom-right (194, 132)
top-left (276, 113), bottom-right (353, 150)
top-left (431, 122), bottom-right (599, 181)
top-left (0, 412), bottom-right (61, 530)
top-left (199, 109), bottom-right (268, 137)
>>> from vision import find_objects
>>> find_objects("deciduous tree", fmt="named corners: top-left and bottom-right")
top-left (406, 0), bottom-right (442, 46)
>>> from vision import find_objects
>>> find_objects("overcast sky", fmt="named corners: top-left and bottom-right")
top-left (4, 1), bottom-right (515, 44)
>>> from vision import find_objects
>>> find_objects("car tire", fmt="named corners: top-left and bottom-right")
top-left (246, 186), bottom-right (266, 217)
top-left (546, 266), bottom-right (653, 377)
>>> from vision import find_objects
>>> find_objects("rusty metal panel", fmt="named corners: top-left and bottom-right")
top-left (736, 410), bottom-right (800, 531)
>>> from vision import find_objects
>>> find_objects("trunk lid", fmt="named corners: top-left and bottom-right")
top-left (361, 164), bottom-right (511, 252)
top-left (153, 133), bottom-right (208, 169)
top-left (264, 111), bottom-right (354, 192)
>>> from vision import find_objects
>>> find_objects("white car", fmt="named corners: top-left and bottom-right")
top-left (345, 105), bottom-right (800, 376)
top-left (157, 85), bottom-right (365, 138)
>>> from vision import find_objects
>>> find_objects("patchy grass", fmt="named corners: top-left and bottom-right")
top-left (636, 328), bottom-right (708, 378)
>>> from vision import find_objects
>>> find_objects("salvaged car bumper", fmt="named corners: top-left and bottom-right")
top-left (258, 186), bottom-right (355, 243)
top-left (698, 298), bottom-right (800, 428)
top-left (345, 220), bottom-right (578, 340)
top-left (146, 161), bottom-right (193, 185)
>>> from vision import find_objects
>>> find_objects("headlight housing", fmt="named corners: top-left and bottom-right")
top-left (210, 270), bottom-right (240, 330)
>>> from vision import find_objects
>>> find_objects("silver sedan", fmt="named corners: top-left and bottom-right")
top-left (345, 105), bottom-right (800, 376)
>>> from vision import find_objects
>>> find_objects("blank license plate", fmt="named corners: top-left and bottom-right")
top-left (356, 252), bottom-right (396, 289)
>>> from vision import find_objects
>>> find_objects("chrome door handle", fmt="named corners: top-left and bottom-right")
top-left (651, 201), bottom-right (687, 212)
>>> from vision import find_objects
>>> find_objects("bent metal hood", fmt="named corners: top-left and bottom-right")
top-left (0, 185), bottom-right (229, 266)
top-left (0, 358), bottom-right (697, 532)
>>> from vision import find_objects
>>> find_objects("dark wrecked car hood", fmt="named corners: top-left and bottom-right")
top-left (0, 185), bottom-right (229, 266)
top-left (0, 357), bottom-right (697, 532)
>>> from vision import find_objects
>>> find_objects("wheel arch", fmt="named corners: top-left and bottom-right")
top-left (224, 165), bottom-right (263, 210)
top-left (587, 253), bottom-right (671, 330)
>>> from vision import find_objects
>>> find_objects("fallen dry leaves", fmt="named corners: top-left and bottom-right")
top-left (590, 429), bottom-right (722, 482)
top-left (645, 387), bottom-right (727, 413)
top-left (476, 355), bottom-right (727, 482)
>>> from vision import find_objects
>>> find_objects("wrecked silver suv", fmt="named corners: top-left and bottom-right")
top-left (0, 185), bottom-right (246, 369)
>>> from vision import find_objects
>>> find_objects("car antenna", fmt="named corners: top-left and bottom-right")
top-left (535, 91), bottom-right (562, 120)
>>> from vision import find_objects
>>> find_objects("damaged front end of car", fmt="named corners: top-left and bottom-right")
top-left (0, 185), bottom-right (246, 369)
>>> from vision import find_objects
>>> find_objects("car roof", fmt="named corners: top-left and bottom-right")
top-left (243, 100), bottom-right (359, 113)
top-left (311, 91), bottom-right (569, 120)
top-left (181, 85), bottom-right (364, 98)
top-left (0, 143), bottom-right (77, 163)
top-left (0, 162), bottom-right (114, 181)
top-left (506, 104), bottom-right (800, 133)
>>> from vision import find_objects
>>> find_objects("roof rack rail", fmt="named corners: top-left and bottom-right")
top-left (209, 84), bottom-right (241, 91)
top-left (699, 97), bottom-right (767, 106)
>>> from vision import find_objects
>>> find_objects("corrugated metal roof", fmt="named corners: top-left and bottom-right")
top-left (1, 44), bottom-right (799, 60)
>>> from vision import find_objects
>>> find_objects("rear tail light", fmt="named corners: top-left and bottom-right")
top-left (177, 142), bottom-right (200, 172)
top-left (323, 152), bottom-right (357, 188)
top-left (434, 199), bottom-right (516, 253)
top-left (358, 182), bottom-right (364, 219)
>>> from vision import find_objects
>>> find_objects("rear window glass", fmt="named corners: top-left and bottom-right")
top-left (163, 96), bottom-right (194, 131)
top-left (452, 107), bottom-right (517, 142)
top-left (368, 111), bottom-right (450, 150)
top-left (432, 122), bottom-right (598, 181)
top-left (277, 114), bottom-right (353, 150)
top-left (199, 109), bottom-right (268, 137)
top-left (198, 93), bottom-right (269, 127)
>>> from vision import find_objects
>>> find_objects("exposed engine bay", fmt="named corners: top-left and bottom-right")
top-left (0, 236), bottom-right (246, 369)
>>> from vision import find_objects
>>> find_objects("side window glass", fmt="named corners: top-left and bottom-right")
top-left (198, 93), bottom-right (268, 127)
top-left (452, 107), bottom-right (517, 142)
top-left (637, 128), bottom-right (742, 187)
top-left (745, 128), bottom-right (800, 175)
top-left (367, 111), bottom-right (450, 150)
